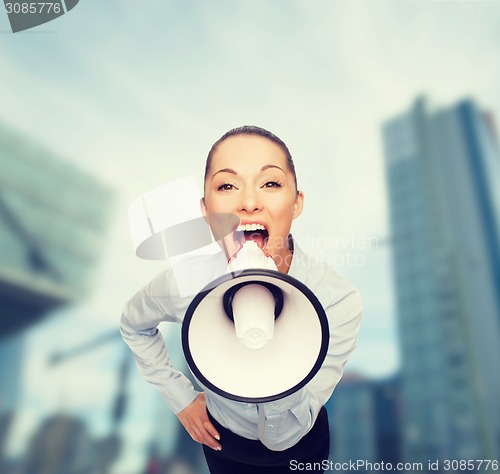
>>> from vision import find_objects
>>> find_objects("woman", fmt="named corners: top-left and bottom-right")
top-left (121, 126), bottom-right (362, 473)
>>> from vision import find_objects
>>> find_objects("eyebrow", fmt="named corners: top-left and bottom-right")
top-left (212, 164), bottom-right (286, 178)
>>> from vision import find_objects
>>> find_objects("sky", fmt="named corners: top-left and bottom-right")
top-left (1, 1), bottom-right (500, 472)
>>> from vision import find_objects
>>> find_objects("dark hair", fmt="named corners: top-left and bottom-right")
top-left (204, 125), bottom-right (298, 192)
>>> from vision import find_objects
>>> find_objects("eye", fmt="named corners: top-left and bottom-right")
top-left (217, 183), bottom-right (236, 191)
top-left (263, 180), bottom-right (282, 188)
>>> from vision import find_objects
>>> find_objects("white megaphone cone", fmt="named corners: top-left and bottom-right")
top-left (182, 240), bottom-right (329, 403)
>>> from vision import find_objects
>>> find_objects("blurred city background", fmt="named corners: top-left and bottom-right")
top-left (1, 1), bottom-right (499, 473)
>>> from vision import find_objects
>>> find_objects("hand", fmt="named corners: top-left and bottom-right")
top-left (177, 393), bottom-right (222, 451)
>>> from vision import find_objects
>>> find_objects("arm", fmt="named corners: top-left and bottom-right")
top-left (305, 288), bottom-right (363, 413)
top-left (120, 269), bottom-right (221, 449)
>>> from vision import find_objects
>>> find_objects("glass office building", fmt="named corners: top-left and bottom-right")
top-left (0, 122), bottom-right (114, 337)
top-left (328, 375), bottom-right (401, 469)
top-left (329, 375), bottom-right (378, 467)
top-left (0, 122), bottom-right (113, 466)
top-left (382, 98), bottom-right (500, 464)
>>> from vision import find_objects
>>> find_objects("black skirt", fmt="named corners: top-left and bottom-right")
top-left (202, 406), bottom-right (330, 474)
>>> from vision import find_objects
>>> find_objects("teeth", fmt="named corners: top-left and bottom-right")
top-left (236, 223), bottom-right (266, 232)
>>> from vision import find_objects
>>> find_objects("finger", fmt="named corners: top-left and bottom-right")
top-left (187, 428), bottom-right (200, 444)
top-left (203, 420), bottom-right (221, 442)
top-left (186, 423), bottom-right (221, 450)
top-left (205, 437), bottom-right (222, 451)
top-left (186, 422), bottom-right (204, 443)
top-left (200, 426), bottom-right (221, 450)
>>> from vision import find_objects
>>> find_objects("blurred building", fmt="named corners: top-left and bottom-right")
top-left (0, 333), bottom-right (24, 466)
top-left (19, 414), bottom-right (96, 474)
top-left (0, 122), bottom-right (114, 466)
top-left (372, 376), bottom-right (401, 466)
top-left (328, 374), bottom-right (401, 469)
top-left (0, 333), bottom-right (24, 411)
top-left (0, 123), bottom-right (113, 337)
top-left (145, 330), bottom-right (207, 474)
top-left (382, 97), bottom-right (500, 464)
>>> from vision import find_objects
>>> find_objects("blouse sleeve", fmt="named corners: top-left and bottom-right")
top-left (120, 269), bottom-right (200, 414)
top-left (306, 287), bottom-right (363, 415)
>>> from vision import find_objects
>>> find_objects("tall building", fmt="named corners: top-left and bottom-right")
top-left (329, 374), bottom-right (377, 466)
top-left (328, 374), bottom-right (401, 469)
top-left (0, 333), bottom-right (24, 413)
top-left (382, 97), bottom-right (500, 464)
top-left (0, 122), bottom-right (113, 465)
top-left (0, 333), bottom-right (24, 464)
top-left (19, 414), bottom-right (96, 474)
top-left (0, 123), bottom-right (113, 338)
top-left (145, 329), bottom-right (206, 473)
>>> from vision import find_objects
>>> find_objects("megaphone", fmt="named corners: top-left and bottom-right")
top-left (182, 241), bottom-right (329, 403)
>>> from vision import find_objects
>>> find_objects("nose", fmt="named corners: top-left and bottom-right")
top-left (238, 187), bottom-right (262, 213)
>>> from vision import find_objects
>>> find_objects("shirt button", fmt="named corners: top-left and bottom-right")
top-left (268, 424), bottom-right (274, 428)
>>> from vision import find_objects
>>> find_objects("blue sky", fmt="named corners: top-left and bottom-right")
top-left (1, 1), bottom-right (500, 471)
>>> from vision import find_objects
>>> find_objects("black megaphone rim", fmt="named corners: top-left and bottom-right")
top-left (181, 268), bottom-right (330, 403)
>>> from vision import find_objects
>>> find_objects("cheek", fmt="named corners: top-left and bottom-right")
top-left (204, 196), bottom-right (227, 213)
top-left (277, 195), bottom-right (298, 215)
top-left (269, 202), bottom-right (295, 226)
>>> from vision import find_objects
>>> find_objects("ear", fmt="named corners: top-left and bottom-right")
top-left (292, 191), bottom-right (304, 220)
top-left (200, 197), bottom-right (209, 222)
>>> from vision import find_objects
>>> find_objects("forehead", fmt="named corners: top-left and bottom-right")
top-left (210, 135), bottom-right (288, 171)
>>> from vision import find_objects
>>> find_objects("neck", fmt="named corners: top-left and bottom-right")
top-left (275, 248), bottom-right (293, 274)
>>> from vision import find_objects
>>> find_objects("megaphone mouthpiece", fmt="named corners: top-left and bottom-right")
top-left (227, 240), bottom-right (278, 273)
top-left (229, 283), bottom-right (277, 350)
top-left (223, 281), bottom-right (284, 322)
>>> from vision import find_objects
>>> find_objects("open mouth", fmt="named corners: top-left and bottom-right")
top-left (233, 223), bottom-right (269, 250)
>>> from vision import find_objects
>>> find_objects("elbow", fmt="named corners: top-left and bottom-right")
top-left (120, 313), bottom-right (158, 340)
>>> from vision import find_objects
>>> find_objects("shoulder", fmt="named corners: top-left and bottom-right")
top-left (127, 250), bottom-right (227, 319)
top-left (290, 242), bottom-right (362, 312)
top-left (168, 249), bottom-right (228, 297)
